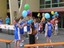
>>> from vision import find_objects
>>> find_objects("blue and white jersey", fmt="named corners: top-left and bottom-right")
top-left (14, 24), bottom-right (21, 40)
top-left (27, 21), bottom-right (30, 32)
top-left (20, 21), bottom-right (25, 34)
top-left (47, 23), bottom-right (52, 37)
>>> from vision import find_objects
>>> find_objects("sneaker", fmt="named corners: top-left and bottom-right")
top-left (20, 42), bottom-right (24, 46)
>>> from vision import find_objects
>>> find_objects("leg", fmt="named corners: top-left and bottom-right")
top-left (17, 40), bottom-right (20, 48)
top-left (6, 43), bottom-right (8, 48)
top-left (14, 40), bottom-right (17, 48)
top-left (9, 43), bottom-right (11, 48)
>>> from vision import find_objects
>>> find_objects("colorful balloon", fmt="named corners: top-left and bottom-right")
top-left (22, 10), bottom-right (27, 18)
top-left (45, 13), bottom-right (50, 19)
top-left (24, 4), bottom-right (30, 10)
top-left (55, 12), bottom-right (58, 15)
top-left (27, 10), bottom-right (31, 14)
top-left (27, 19), bottom-right (33, 24)
top-left (52, 16), bottom-right (55, 19)
top-left (51, 11), bottom-right (54, 15)
top-left (37, 13), bottom-right (40, 17)
top-left (41, 17), bottom-right (45, 22)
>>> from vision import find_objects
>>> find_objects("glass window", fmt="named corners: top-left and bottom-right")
top-left (45, 1), bottom-right (51, 4)
top-left (59, 3), bottom-right (64, 7)
top-left (40, 0), bottom-right (44, 5)
top-left (18, 1), bottom-right (20, 8)
top-left (52, 4), bottom-right (58, 7)
top-left (52, 0), bottom-right (58, 3)
top-left (45, 5), bottom-right (51, 8)
top-left (45, 0), bottom-right (51, 2)
top-left (59, 0), bottom-right (64, 2)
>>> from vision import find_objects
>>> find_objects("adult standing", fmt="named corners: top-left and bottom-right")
top-left (0, 17), bottom-right (3, 32)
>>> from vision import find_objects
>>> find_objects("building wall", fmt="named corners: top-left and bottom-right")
top-left (26, 0), bottom-right (39, 12)
top-left (0, 0), bottom-right (7, 23)
top-left (20, 0), bottom-right (39, 13)
top-left (0, 0), bottom-right (39, 24)
top-left (9, 0), bottom-right (19, 24)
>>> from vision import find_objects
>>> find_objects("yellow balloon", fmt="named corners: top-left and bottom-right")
top-left (51, 11), bottom-right (54, 15)
top-left (37, 13), bottom-right (40, 17)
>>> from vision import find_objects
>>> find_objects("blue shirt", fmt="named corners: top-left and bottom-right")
top-left (14, 24), bottom-right (19, 40)
top-left (27, 21), bottom-right (30, 32)
top-left (20, 21), bottom-right (25, 34)
top-left (47, 23), bottom-right (52, 37)
top-left (0, 20), bottom-right (3, 24)
top-left (5, 17), bottom-right (10, 24)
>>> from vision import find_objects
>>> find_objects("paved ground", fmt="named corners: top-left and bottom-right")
top-left (0, 29), bottom-right (64, 48)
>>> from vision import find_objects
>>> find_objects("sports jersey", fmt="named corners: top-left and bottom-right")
top-left (47, 23), bottom-right (52, 37)
top-left (14, 24), bottom-right (21, 40)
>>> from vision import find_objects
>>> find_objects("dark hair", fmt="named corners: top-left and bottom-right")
top-left (14, 18), bottom-right (19, 23)
top-left (31, 22), bottom-right (35, 34)
top-left (47, 19), bottom-right (50, 22)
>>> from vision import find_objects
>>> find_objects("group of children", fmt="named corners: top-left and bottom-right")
top-left (14, 16), bottom-right (58, 48)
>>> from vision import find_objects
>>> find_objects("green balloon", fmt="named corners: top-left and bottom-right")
top-left (24, 4), bottom-right (30, 10)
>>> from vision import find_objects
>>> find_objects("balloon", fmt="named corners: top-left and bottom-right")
top-left (37, 13), bottom-right (40, 17)
top-left (27, 10), bottom-right (31, 14)
top-left (56, 14), bottom-right (59, 16)
top-left (22, 10), bottom-right (27, 18)
top-left (41, 17), bottom-right (45, 22)
top-left (44, 13), bottom-right (50, 19)
top-left (51, 11), bottom-right (54, 15)
top-left (24, 4), bottom-right (30, 10)
top-left (55, 12), bottom-right (58, 15)
top-left (42, 13), bottom-right (45, 17)
top-left (27, 19), bottom-right (33, 24)
top-left (52, 16), bottom-right (55, 19)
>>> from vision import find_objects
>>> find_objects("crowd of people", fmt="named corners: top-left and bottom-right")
top-left (13, 15), bottom-right (58, 48)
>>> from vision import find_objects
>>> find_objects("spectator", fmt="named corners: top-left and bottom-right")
top-left (0, 17), bottom-right (3, 32)
top-left (5, 16), bottom-right (10, 25)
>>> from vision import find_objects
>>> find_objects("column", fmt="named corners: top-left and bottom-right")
top-left (9, 0), bottom-right (19, 24)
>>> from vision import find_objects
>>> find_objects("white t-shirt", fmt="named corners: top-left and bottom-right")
top-left (55, 23), bottom-right (58, 30)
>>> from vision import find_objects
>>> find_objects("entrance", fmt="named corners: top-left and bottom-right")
top-left (58, 12), bottom-right (64, 28)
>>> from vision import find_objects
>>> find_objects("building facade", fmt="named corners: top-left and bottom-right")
top-left (0, 0), bottom-right (64, 28)
top-left (40, 0), bottom-right (64, 28)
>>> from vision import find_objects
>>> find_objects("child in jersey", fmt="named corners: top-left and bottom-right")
top-left (14, 18), bottom-right (26, 48)
top-left (45, 19), bottom-right (53, 43)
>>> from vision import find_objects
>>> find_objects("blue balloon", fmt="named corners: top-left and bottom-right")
top-left (27, 19), bottom-right (33, 24)
top-left (52, 16), bottom-right (55, 19)
top-left (55, 12), bottom-right (58, 15)
top-left (56, 14), bottom-right (59, 16)
top-left (22, 10), bottom-right (27, 18)
top-left (45, 13), bottom-right (50, 19)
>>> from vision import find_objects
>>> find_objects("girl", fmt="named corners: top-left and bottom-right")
top-left (45, 19), bottom-right (53, 44)
top-left (29, 22), bottom-right (37, 44)
top-left (14, 19), bottom-right (26, 48)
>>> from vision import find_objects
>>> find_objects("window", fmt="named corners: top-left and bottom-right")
top-left (40, 0), bottom-right (64, 8)
top-left (7, 0), bottom-right (9, 9)
top-left (59, 0), bottom-right (64, 2)
top-left (18, 0), bottom-right (20, 8)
